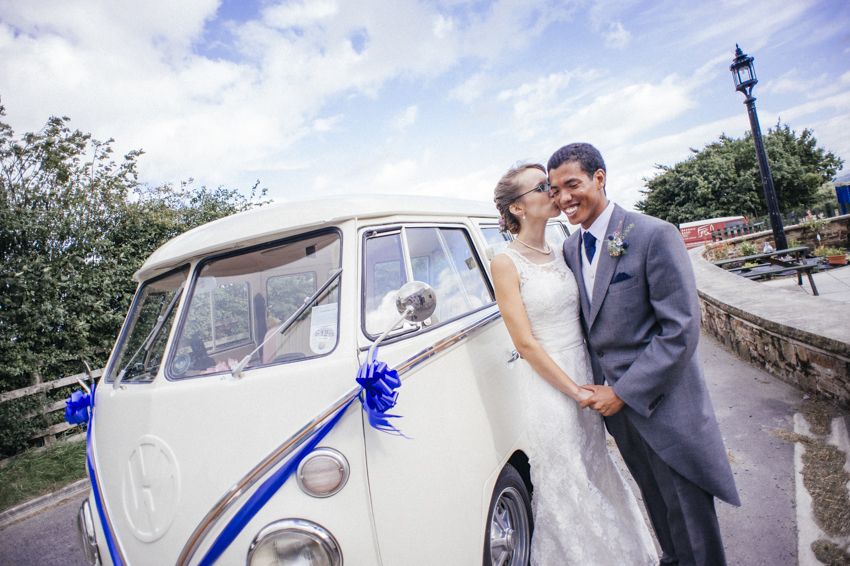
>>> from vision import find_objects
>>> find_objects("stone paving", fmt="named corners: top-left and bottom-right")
top-left (761, 264), bottom-right (850, 304)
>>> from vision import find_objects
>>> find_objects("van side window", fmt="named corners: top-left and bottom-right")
top-left (545, 223), bottom-right (567, 248)
top-left (480, 226), bottom-right (511, 259)
top-left (363, 233), bottom-right (408, 336)
top-left (363, 227), bottom-right (493, 338)
top-left (107, 267), bottom-right (188, 383)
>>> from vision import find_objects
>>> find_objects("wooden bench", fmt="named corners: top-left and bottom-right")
top-left (713, 247), bottom-right (819, 295)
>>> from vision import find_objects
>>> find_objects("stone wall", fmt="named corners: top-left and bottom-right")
top-left (689, 247), bottom-right (850, 408)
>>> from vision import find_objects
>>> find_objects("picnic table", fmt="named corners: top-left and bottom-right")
top-left (712, 246), bottom-right (819, 296)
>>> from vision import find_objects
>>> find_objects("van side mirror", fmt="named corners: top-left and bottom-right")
top-left (395, 281), bottom-right (436, 323)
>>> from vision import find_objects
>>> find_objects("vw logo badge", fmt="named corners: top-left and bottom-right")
top-left (121, 435), bottom-right (180, 542)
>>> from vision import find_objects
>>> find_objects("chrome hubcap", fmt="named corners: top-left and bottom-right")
top-left (489, 487), bottom-right (529, 566)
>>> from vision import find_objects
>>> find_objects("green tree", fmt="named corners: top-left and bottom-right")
top-left (0, 101), bottom-right (268, 395)
top-left (636, 123), bottom-right (843, 226)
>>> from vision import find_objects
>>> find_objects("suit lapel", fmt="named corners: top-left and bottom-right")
top-left (587, 205), bottom-right (626, 329)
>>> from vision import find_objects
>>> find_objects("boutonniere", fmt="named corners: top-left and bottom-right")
top-left (606, 221), bottom-right (634, 257)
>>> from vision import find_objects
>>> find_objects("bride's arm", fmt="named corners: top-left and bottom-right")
top-left (491, 254), bottom-right (591, 403)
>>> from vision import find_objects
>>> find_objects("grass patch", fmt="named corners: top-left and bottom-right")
top-left (812, 540), bottom-right (850, 565)
top-left (0, 438), bottom-right (87, 513)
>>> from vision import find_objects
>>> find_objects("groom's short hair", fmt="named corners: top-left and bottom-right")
top-left (547, 143), bottom-right (606, 180)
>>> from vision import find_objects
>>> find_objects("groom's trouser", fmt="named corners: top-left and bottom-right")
top-left (605, 413), bottom-right (727, 566)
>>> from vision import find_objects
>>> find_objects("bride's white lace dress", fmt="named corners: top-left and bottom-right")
top-left (501, 247), bottom-right (657, 566)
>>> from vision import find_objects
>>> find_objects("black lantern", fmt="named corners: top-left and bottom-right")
top-left (730, 45), bottom-right (787, 250)
top-left (730, 45), bottom-right (757, 97)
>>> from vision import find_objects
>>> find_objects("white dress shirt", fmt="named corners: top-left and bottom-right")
top-left (580, 200), bottom-right (615, 304)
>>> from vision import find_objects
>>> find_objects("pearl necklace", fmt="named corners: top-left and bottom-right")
top-left (515, 238), bottom-right (551, 255)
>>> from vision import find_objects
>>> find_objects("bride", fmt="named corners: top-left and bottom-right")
top-left (490, 163), bottom-right (658, 565)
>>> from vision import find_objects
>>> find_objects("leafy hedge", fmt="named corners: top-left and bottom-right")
top-left (0, 99), bottom-right (268, 457)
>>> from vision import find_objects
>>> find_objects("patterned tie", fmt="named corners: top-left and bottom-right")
top-left (583, 231), bottom-right (597, 263)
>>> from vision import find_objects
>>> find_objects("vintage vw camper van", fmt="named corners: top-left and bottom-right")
top-left (74, 196), bottom-right (572, 566)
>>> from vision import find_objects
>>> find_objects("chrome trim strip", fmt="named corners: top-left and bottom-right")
top-left (176, 309), bottom-right (503, 566)
top-left (394, 309), bottom-right (502, 378)
top-left (175, 386), bottom-right (359, 566)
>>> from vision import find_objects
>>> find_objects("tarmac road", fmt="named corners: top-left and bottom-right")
top-left (0, 493), bottom-right (89, 566)
top-left (0, 331), bottom-right (808, 566)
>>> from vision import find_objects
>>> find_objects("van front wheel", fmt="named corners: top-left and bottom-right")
top-left (483, 464), bottom-right (532, 566)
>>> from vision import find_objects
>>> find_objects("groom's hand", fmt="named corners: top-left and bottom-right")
top-left (579, 385), bottom-right (625, 416)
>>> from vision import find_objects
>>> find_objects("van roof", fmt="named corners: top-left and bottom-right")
top-left (135, 195), bottom-right (499, 281)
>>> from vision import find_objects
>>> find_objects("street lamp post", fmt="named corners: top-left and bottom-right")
top-left (730, 44), bottom-right (788, 251)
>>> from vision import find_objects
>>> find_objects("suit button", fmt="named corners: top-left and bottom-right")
top-left (596, 350), bottom-right (604, 357)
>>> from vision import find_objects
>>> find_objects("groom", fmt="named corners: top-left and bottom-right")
top-left (549, 143), bottom-right (740, 566)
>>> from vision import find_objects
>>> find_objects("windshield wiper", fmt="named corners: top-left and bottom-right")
top-left (231, 268), bottom-right (342, 378)
top-left (115, 285), bottom-right (184, 389)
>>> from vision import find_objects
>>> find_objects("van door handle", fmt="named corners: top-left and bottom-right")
top-left (506, 350), bottom-right (520, 367)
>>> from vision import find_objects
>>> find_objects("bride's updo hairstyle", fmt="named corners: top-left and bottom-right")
top-left (493, 163), bottom-right (546, 234)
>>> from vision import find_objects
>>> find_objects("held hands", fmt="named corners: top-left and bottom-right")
top-left (573, 387), bottom-right (594, 405)
top-left (579, 385), bottom-right (625, 416)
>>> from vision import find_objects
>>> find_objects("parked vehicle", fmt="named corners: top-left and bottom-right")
top-left (678, 216), bottom-right (747, 248)
top-left (74, 196), bottom-right (572, 566)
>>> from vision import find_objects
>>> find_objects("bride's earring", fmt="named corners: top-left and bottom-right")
top-left (522, 212), bottom-right (526, 219)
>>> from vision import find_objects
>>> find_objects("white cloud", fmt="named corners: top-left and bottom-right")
top-left (313, 174), bottom-right (333, 190)
top-left (263, 0), bottom-right (339, 29)
top-left (603, 22), bottom-right (630, 48)
top-left (449, 72), bottom-right (488, 104)
top-left (407, 166), bottom-right (503, 201)
top-left (313, 114), bottom-right (344, 132)
top-left (374, 159), bottom-right (419, 188)
top-left (433, 14), bottom-right (454, 39)
top-left (395, 106), bottom-right (419, 131)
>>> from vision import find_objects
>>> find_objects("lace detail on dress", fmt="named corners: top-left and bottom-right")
top-left (498, 247), bottom-right (657, 566)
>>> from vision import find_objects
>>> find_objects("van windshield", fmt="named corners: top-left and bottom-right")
top-left (168, 231), bottom-right (341, 379)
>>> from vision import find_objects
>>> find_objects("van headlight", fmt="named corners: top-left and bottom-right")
top-left (76, 499), bottom-right (101, 565)
top-left (247, 519), bottom-right (342, 566)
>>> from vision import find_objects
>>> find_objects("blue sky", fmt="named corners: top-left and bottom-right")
top-left (1, 0), bottom-right (848, 212)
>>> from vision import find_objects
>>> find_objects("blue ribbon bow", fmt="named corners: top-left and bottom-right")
top-left (356, 347), bottom-right (405, 436)
top-left (65, 390), bottom-right (92, 425)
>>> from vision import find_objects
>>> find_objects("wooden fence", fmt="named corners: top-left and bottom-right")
top-left (0, 367), bottom-right (102, 463)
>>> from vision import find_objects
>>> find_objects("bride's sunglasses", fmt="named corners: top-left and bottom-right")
top-left (516, 182), bottom-right (552, 199)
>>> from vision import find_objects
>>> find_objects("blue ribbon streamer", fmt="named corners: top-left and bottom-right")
top-left (81, 389), bottom-right (125, 566)
top-left (197, 346), bottom-right (405, 565)
top-left (72, 346), bottom-right (404, 566)
top-left (196, 397), bottom-right (356, 566)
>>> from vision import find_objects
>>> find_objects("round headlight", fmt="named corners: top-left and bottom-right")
top-left (76, 499), bottom-right (101, 565)
top-left (296, 448), bottom-right (349, 498)
top-left (247, 519), bottom-right (342, 566)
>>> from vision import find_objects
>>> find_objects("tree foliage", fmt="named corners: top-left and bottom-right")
top-left (636, 123), bottom-right (844, 226)
top-left (0, 100), bottom-right (268, 394)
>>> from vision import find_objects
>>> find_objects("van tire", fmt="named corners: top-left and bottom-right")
top-left (483, 463), bottom-right (532, 566)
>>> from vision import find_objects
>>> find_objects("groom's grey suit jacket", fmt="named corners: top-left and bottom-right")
top-left (563, 204), bottom-right (740, 506)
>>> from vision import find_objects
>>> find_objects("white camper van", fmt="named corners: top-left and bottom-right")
top-left (74, 196), bottom-right (573, 566)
